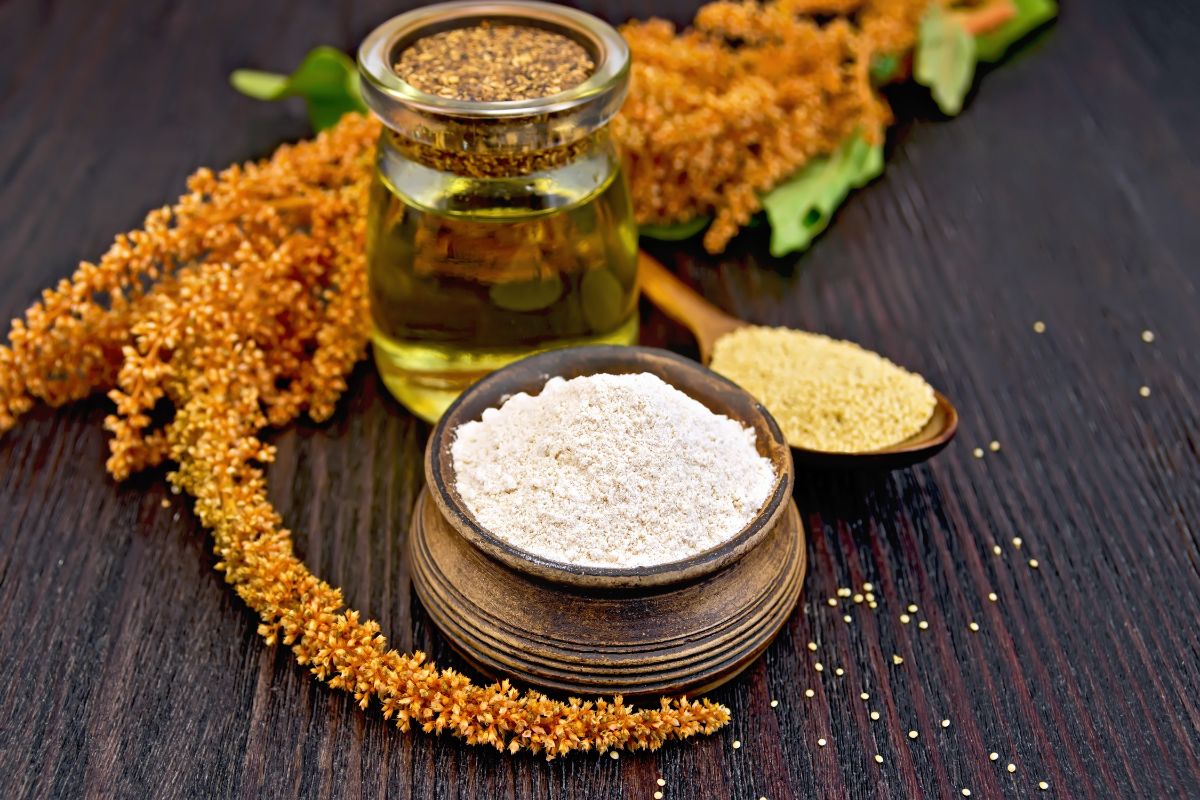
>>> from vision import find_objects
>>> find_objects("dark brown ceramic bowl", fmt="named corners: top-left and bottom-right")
top-left (426, 346), bottom-right (794, 589)
top-left (409, 346), bottom-right (807, 697)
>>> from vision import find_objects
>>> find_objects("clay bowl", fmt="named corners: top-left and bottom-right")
top-left (410, 345), bottom-right (807, 697)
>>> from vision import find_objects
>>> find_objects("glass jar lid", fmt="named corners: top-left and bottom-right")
top-left (358, 1), bottom-right (630, 153)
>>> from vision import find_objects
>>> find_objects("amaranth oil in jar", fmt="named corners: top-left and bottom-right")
top-left (358, 1), bottom-right (637, 422)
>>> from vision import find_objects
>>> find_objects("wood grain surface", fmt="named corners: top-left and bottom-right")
top-left (2, 1), bottom-right (1198, 798)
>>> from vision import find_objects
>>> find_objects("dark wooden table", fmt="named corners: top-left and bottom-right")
top-left (2, 1), bottom-right (1198, 798)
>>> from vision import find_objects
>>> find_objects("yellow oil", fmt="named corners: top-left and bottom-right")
top-left (367, 157), bottom-right (639, 422)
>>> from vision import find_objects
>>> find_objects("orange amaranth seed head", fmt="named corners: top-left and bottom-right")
top-left (0, 111), bottom-right (730, 758)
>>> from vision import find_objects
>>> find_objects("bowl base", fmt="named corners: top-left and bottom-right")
top-left (408, 486), bottom-right (807, 697)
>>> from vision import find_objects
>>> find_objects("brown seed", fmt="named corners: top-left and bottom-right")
top-left (394, 23), bottom-right (594, 102)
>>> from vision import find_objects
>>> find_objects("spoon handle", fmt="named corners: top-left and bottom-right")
top-left (637, 250), bottom-right (747, 364)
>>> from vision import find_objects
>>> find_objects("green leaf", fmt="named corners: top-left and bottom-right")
top-left (230, 69), bottom-right (290, 100)
top-left (760, 132), bottom-right (884, 258)
top-left (975, 0), bottom-right (1058, 62)
top-left (638, 216), bottom-right (711, 242)
top-left (914, 5), bottom-right (977, 116)
top-left (230, 46), bottom-right (367, 131)
top-left (870, 53), bottom-right (901, 84)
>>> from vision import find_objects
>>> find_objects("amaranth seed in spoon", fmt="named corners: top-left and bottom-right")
top-left (710, 326), bottom-right (935, 452)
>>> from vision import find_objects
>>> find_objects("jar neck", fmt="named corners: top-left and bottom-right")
top-left (383, 127), bottom-right (611, 178)
top-left (376, 128), bottom-right (621, 217)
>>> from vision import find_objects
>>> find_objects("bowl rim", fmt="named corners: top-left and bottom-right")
top-left (424, 345), bottom-right (795, 589)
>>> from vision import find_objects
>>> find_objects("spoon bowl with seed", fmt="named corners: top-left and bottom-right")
top-left (637, 250), bottom-right (958, 469)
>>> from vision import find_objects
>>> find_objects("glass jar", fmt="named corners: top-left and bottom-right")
top-left (357, 1), bottom-right (637, 423)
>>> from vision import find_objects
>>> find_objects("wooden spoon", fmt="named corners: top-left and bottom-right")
top-left (637, 250), bottom-right (958, 469)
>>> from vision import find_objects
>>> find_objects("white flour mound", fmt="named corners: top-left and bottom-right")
top-left (450, 372), bottom-right (776, 568)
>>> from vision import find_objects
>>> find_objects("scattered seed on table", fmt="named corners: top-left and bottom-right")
top-left (1142, 330), bottom-right (1155, 343)
top-left (654, 792), bottom-right (663, 799)
top-left (992, 544), bottom-right (1003, 556)
top-left (770, 699), bottom-right (779, 708)
top-left (1033, 321), bottom-right (1046, 333)
top-left (988, 592), bottom-right (998, 602)
top-left (609, 751), bottom-right (619, 759)
top-left (838, 588), bottom-right (852, 597)
top-left (941, 719), bottom-right (951, 728)
top-left (815, 662), bottom-right (824, 672)
top-left (860, 692), bottom-right (870, 701)
top-left (908, 730), bottom-right (918, 739)
top-left (732, 740), bottom-right (741, 749)
top-left (865, 592), bottom-right (875, 602)
top-left (874, 754), bottom-right (884, 763)
top-left (907, 604), bottom-right (918, 613)
top-left (870, 710), bottom-right (881, 721)
top-left (1029, 558), bottom-right (1040, 569)
top-left (989, 440), bottom-right (1001, 452)
top-left (657, 778), bottom-right (666, 786)
top-left (827, 598), bottom-right (838, 607)
top-left (818, 738), bottom-right (827, 747)
top-left (805, 688), bottom-right (815, 698)
top-left (918, 620), bottom-right (929, 630)
top-left (843, 615), bottom-right (852, 624)
top-left (969, 621), bottom-right (981, 632)
top-left (973, 447), bottom-right (985, 459)
top-left (853, 593), bottom-right (864, 603)
top-left (893, 654), bottom-right (905, 665)
top-left (863, 582), bottom-right (874, 592)
top-left (1012, 537), bottom-right (1023, 548)
top-left (1139, 385), bottom-right (1151, 398)
top-left (962, 789), bottom-right (972, 797)
top-left (990, 752), bottom-right (999, 761)
top-left (1039, 781), bottom-right (1049, 791)
top-left (900, 613), bottom-right (911, 624)
top-left (869, 601), bottom-right (879, 609)
top-left (1007, 763), bottom-right (1017, 773)
top-left (807, 641), bottom-right (818, 651)
top-left (835, 667), bottom-right (845, 676)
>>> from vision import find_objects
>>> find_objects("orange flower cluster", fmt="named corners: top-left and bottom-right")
top-left (616, 0), bottom-right (930, 252)
top-left (0, 112), bottom-right (729, 757)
